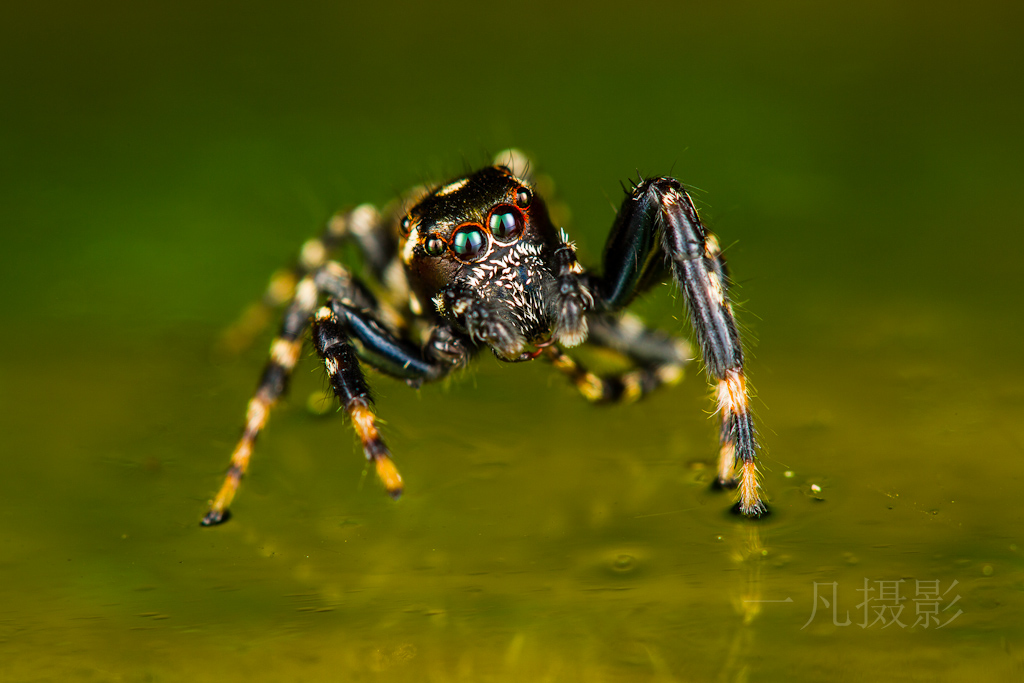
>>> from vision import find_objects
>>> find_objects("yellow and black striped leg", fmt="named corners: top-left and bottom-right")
top-left (693, 223), bottom-right (765, 517)
top-left (595, 177), bottom-right (768, 517)
top-left (673, 198), bottom-right (766, 518)
top-left (311, 305), bottom-right (403, 498)
top-left (218, 205), bottom-right (385, 353)
top-left (202, 273), bottom-right (323, 525)
top-left (542, 344), bottom-right (686, 405)
top-left (205, 261), bottom-right (443, 525)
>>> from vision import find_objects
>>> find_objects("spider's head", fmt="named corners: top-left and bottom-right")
top-left (400, 164), bottom-right (573, 359)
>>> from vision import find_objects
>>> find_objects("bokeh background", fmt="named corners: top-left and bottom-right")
top-left (2, 1), bottom-right (1022, 680)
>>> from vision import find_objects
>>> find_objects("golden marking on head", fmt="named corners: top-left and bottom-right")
top-left (270, 338), bottom-right (302, 370)
top-left (436, 178), bottom-right (470, 197)
top-left (314, 306), bottom-right (333, 322)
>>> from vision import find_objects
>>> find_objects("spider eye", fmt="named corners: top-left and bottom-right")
top-left (489, 206), bottom-right (523, 240)
top-left (424, 235), bottom-right (445, 256)
top-left (515, 187), bottom-right (532, 208)
top-left (450, 225), bottom-right (487, 260)
top-left (400, 215), bottom-right (412, 236)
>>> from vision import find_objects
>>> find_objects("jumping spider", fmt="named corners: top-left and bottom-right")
top-left (203, 151), bottom-right (768, 525)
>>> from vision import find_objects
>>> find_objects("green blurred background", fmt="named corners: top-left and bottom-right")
top-left (2, 1), bottom-right (1022, 681)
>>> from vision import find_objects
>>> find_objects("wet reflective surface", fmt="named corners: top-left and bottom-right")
top-left (2, 1), bottom-right (1022, 680)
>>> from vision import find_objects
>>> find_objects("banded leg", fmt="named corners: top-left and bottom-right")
top-left (595, 177), bottom-right (767, 517)
top-left (203, 261), bottom-right (400, 526)
top-left (219, 204), bottom-right (387, 353)
top-left (310, 306), bottom-right (414, 498)
top-left (202, 272), bottom-right (323, 525)
top-left (311, 298), bottom-right (461, 498)
top-left (542, 344), bottom-right (686, 405)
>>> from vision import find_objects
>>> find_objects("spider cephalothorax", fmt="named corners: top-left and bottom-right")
top-left (203, 152), bottom-right (769, 527)
top-left (401, 165), bottom-right (592, 360)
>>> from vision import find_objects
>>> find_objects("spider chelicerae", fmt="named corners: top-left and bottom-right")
top-left (202, 151), bottom-right (768, 525)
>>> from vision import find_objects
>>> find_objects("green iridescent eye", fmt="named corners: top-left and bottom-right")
top-left (424, 235), bottom-right (445, 256)
top-left (515, 187), bottom-right (532, 208)
top-left (489, 206), bottom-right (523, 240)
top-left (450, 225), bottom-right (487, 260)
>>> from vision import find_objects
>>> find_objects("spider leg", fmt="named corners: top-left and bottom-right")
top-left (202, 260), bottom-right (409, 526)
top-left (310, 300), bottom-right (459, 500)
top-left (219, 203), bottom-right (393, 353)
top-left (592, 177), bottom-right (767, 518)
top-left (542, 343), bottom-right (686, 404)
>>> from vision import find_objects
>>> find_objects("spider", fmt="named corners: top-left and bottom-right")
top-left (202, 151), bottom-right (768, 526)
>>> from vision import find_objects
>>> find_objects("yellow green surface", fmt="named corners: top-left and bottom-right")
top-left (2, 1), bottom-right (1022, 680)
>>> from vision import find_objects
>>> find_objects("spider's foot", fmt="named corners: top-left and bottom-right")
top-left (201, 507), bottom-right (232, 526)
top-left (730, 501), bottom-right (771, 520)
top-left (375, 456), bottom-right (404, 499)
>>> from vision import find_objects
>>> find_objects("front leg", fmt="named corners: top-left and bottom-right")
top-left (595, 177), bottom-right (768, 518)
top-left (312, 299), bottom-right (468, 495)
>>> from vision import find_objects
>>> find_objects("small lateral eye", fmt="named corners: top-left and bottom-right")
top-left (489, 206), bottom-right (523, 240)
top-left (450, 225), bottom-right (487, 260)
top-left (400, 215), bottom-right (412, 236)
top-left (424, 235), bottom-right (445, 256)
top-left (515, 187), bottom-right (532, 208)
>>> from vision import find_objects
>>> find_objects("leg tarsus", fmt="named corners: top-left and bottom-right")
top-left (730, 500), bottom-right (771, 519)
top-left (200, 507), bottom-right (232, 526)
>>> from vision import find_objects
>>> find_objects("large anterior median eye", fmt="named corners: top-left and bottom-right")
top-left (488, 206), bottom-right (523, 240)
top-left (450, 225), bottom-right (487, 261)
